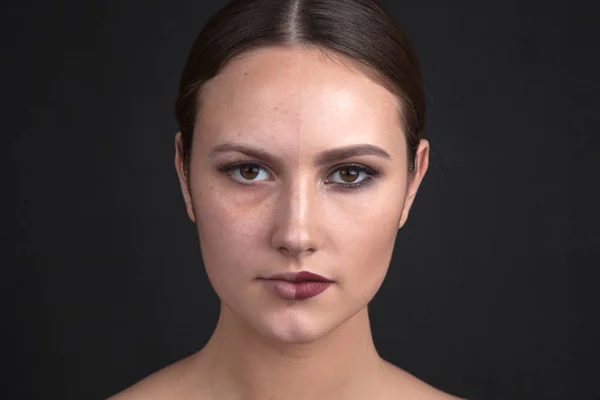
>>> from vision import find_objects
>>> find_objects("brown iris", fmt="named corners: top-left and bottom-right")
top-left (339, 167), bottom-right (359, 183)
top-left (240, 165), bottom-right (260, 180)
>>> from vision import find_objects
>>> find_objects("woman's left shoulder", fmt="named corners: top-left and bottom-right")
top-left (381, 360), bottom-right (465, 400)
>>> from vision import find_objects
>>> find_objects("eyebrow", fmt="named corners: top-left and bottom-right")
top-left (208, 142), bottom-right (392, 167)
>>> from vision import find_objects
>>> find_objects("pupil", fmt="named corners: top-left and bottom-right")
top-left (241, 166), bottom-right (259, 180)
top-left (340, 168), bottom-right (358, 182)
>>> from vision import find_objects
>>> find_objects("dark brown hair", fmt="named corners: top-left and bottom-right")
top-left (175, 0), bottom-right (425, 179)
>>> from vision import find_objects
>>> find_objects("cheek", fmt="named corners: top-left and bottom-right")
top-left (329, 190), bottom-right (404, 293)
top-left (345, 211), bottom-right (399, 268)
top-left (193, 189), bottom-right (270, 282)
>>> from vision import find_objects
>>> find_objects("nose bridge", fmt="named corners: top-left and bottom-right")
top-left (272, 173), bottom-right (321, 259)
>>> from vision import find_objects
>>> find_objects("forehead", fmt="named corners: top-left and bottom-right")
top-left (195, 46), bottom-right (404, 153)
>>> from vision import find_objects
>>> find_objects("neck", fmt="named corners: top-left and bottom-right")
top-left (196, 303), bottom-right (386, 400)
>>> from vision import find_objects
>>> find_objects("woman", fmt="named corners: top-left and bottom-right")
top-left (111, 0), bottom-right (463, 398)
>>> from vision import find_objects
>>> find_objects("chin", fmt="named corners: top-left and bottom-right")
top-left (252, 308), bottom-right (337, 344)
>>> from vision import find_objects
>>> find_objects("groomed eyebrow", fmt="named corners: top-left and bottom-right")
top-left (208, 142), bottom-right (392, 167)
top-left (314, 144), bottom-right (392, 164)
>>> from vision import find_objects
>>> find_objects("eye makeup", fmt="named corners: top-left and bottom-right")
top-left (215, 160), bottom-right (382, 191)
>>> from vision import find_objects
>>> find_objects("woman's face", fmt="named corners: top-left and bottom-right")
top-left (176, 46), bottom-right (428, 344)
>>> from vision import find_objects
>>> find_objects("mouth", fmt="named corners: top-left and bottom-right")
top-left (259, 270), bottom-right (333, 283)
top-left (257, 271), bottom-right (334, 300)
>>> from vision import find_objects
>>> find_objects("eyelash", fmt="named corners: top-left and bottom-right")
top-left (216, 161), bottom-right (382, 190)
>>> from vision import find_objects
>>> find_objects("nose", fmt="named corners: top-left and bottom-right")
top-left (271, 176), bottom-right (321, 260)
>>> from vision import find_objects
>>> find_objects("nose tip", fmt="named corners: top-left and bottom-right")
top-left (279, 245), bottom-right (316, 259)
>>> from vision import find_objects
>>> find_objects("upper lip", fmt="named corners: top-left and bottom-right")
top-left (261, 271), bottom-right (333, 282)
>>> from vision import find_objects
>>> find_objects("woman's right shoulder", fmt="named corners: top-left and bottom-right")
top-left (107, 352), bottom-right (209, 400)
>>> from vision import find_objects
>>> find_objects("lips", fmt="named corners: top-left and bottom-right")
top-left (258, 271), bottom-right (334, 300)
top-left (263, 270), bottom-right (333, 283)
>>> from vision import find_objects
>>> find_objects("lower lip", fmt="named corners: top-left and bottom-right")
top-left (259, 279), bottom-right (333, 300)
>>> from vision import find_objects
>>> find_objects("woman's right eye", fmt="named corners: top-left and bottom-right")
top-left (219, 162), bottom-right (271, 184)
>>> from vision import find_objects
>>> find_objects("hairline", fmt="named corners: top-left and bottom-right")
top-left (195, 43), bottom-right (407, 136)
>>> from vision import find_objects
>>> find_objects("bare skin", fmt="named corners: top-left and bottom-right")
top-left (109, 46), bottom-right (463, 400)
top-left (109, 307), bottom-right (461, 400)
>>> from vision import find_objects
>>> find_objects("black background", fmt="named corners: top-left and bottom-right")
top-left (3, 0), bottom-right (599, 399)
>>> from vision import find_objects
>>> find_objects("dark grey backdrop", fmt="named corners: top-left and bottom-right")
top-left (3, 0), bottom-right (599, 399)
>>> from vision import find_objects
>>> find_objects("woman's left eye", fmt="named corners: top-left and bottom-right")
top-left (326, 165), bottom-right (378, 187)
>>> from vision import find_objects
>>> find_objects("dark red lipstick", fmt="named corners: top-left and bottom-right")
top-left (259, 271), bottom-right (334, 300)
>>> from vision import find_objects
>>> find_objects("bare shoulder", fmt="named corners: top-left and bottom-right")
top-left (381, 360), bottom-right (464, 400)
top-left (107, 353), bottom-right (208, 400)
